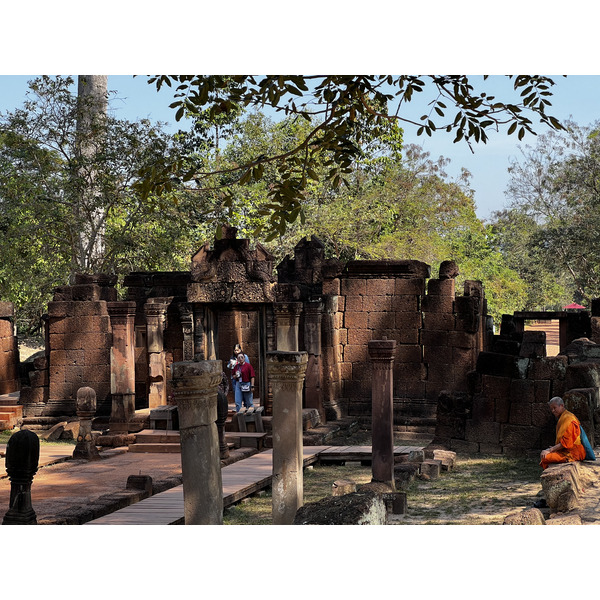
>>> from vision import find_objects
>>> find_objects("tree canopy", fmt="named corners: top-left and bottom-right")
top-left (141, 75), bottom-right (564, 240)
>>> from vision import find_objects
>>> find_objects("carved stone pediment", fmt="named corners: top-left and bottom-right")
top-left (188, 227), bottom-right (276, 303)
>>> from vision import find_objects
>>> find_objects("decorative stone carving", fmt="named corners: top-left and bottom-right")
top-left (73, 386), bottom-right (100, 460)
top-left (2, 429), bottom-right (39, 525)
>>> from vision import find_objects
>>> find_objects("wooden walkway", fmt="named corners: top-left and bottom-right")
top-left (85, 444), bottom-right (424, 525)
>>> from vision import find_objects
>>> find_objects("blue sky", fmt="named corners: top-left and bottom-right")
top-left (2, 74), bottom-right (599, 221)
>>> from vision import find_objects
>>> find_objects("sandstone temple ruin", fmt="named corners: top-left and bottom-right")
top-left (2, 226), bottom-right (600, 456)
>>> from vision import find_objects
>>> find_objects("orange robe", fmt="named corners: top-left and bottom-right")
top-left (541, 409), bottom-right (586, 469)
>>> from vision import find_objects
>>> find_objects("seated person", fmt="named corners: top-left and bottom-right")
top-left (540, 396), bottom-right (586, 470)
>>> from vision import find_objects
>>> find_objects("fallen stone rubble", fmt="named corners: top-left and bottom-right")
top-left (504, 459), bottom-right (600, 525)
top-left (292, 446), bottom-right (457, 525)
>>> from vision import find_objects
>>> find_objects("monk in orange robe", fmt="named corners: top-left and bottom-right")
top-left (540, 396), bottom-right (586, 470)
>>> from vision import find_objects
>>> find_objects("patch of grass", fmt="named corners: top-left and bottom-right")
top-left (223, 463), bottom-right (373, 525)
top-left (399, 453), bottom-right (542, 525)
top-left (0, 430), bottom-right (76, 446)
top-left (223, 453), bottom-right (544, 526)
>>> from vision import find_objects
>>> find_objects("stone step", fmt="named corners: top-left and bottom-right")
top-left (129, 443), bottom-right (181, 453)
top-left (0, 412), bottom-right (17, 430)
top-left (134, 429), bottom-right (180, 444)
top-left (0, 405), bottom-right (23, 417)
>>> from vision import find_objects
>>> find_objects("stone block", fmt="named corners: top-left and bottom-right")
top-left (529, 356), bottom-right (568, 381)
top-left (420, 329), bottom-right (450, 347)
top-left (0, 302), bottom-right (14, 318)
top-left (565, 361), bottom-right (600, 391)
top-left (465, 420), bottom-right (501, 444)
top-left (396, 344), bottom-right (422, 363)
top-left (47, 301), bottom-right (75, 318)
top-left (493, 395), bottom-right (510, 423)
top-left (420, 459), bottom-right (442, 479)
top-left (508, 401), bottom-right (532, 426)
top-left (395, 278), bottom-right (426, 296)
top-left (322, 278), bottom-right (340, 295)
top-left (472, 395), bottom-right (496, 422)
top-left (332, 479), bottom-right (357, 496)
top-left (390, 294), bottom-right (419, 312)
top-left (531, 402), bottom-right (554, 429)
top-left (423, 345), bottom-right (453, 364)
top-left (40, 421), bottom-right (68, 441)
top-left (503, 508), bottom-right (546, 525)
top-left (449, 330), bottom-right (477, 349)
top-left (541, 462), bottom-right (584, 513)
top-left (363, 295), bottom-right (391, 312)
top-left (422, 312), bottom-right (455, 331)
top-left (427, 279), bottom-right (455, 296)
top-left (421, 294), bottom-right (454, 314)
top-left (367, 311), bottom-right (396, 330)
top-left (501, 424), bottom-right (541, 448)
top-left (366, 279), bottom-right (395, 296)
top-left (476, 352), bottom-right (529, 379)
top-left (293, 490), bottom-right (387, 525)
top-left (344, 311), bottom-right (368, 329)
top-left (72, 301), bottom-right (108, 317)
top-left (28, 370), bottom-right (49, 387)
top-left (347, 328), bottom-right (372, 346)
top-left (344, 295), bottom-right (363, 312)
top-left (340, 278), bottom-right (366, 296)
top-left (533, 379), bottom-right (551, 404)
top-left (509, 379), bottom-right (535, 403)
top-left (423, 448), bottom-right (457, 470)
top-left (394, 463), bottom-right (421, 490)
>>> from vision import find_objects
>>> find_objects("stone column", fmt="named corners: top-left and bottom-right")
top-left (73, 386), bottom-right (100, 460)
top-left (2, 429), bottom-right (39, 525)
top-left (267, 351), bottom-right (308, 524)
top-left (368, 338), bottom-right (396, 488)
top-left (171, 360), bottom-right (223, 525)
top-left (304, 300), bottom-right (324, 421)
top-left (144, 300), bottom-right (169, 408)
top-left (177, 302), bottom-right (195, 361)
top-left (108, 301), bottom-right (137, 433)
top-left (273, 302), bottom-right (303, 351)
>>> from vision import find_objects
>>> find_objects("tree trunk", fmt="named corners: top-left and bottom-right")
top-left (74, 75), bottom-right (108, 278)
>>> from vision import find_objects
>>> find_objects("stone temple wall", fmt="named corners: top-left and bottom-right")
top-left (320, 260), bottom-right (490, 434)
top-left (0, 302), bottom-right (19, 395)
top-left (433, 310), bottom-right (600, 456)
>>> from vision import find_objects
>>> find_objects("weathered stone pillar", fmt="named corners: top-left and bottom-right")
top-left (2, 429), bottom-right (39, 525)
top-left (171, 360), bottom-right (223, 525)
top-left (267, 351), bottom-right (308, 524)
top-left (274, 302), bottom-right (303, 351)
top-left (321, 294), bottom-right (344, 420)
top-left (304, 300), bottom-right (324, 421)
top-left (108, 301), bottom-right (136, 433)
top-left (73, 386), bottom-right (100, 460)
top-left (177, 302), bottom-right (195, 361)
top-left (144, 300), bottom-right (169, 408)
top-left (368, 338), bottom-right (396, 488)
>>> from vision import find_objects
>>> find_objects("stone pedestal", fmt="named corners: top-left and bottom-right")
top-left (171, 360), bottom-right (223, 525)
top-left (274, 302), bottom-right (303, 351)
top-left (267, 351), bottom-right (308, 525)
top-left (368, 338), bottom-right (396, 488)
top-left (73, 386), bottom-right (100, 460)
top-left (108, 301), bottom-right (137, 432)
top-left (2, 429), bottom-right (40, 525)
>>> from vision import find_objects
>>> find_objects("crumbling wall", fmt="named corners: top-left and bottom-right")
top-left (435, 312), bottom-right (600, 455)
top-left (21, 275), bottom-right (116, 419)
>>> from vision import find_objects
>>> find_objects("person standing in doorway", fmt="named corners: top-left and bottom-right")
top-left (233, 352), bottom-right (255, 412)
top-left (227, 344), bottom-right (249, 412)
